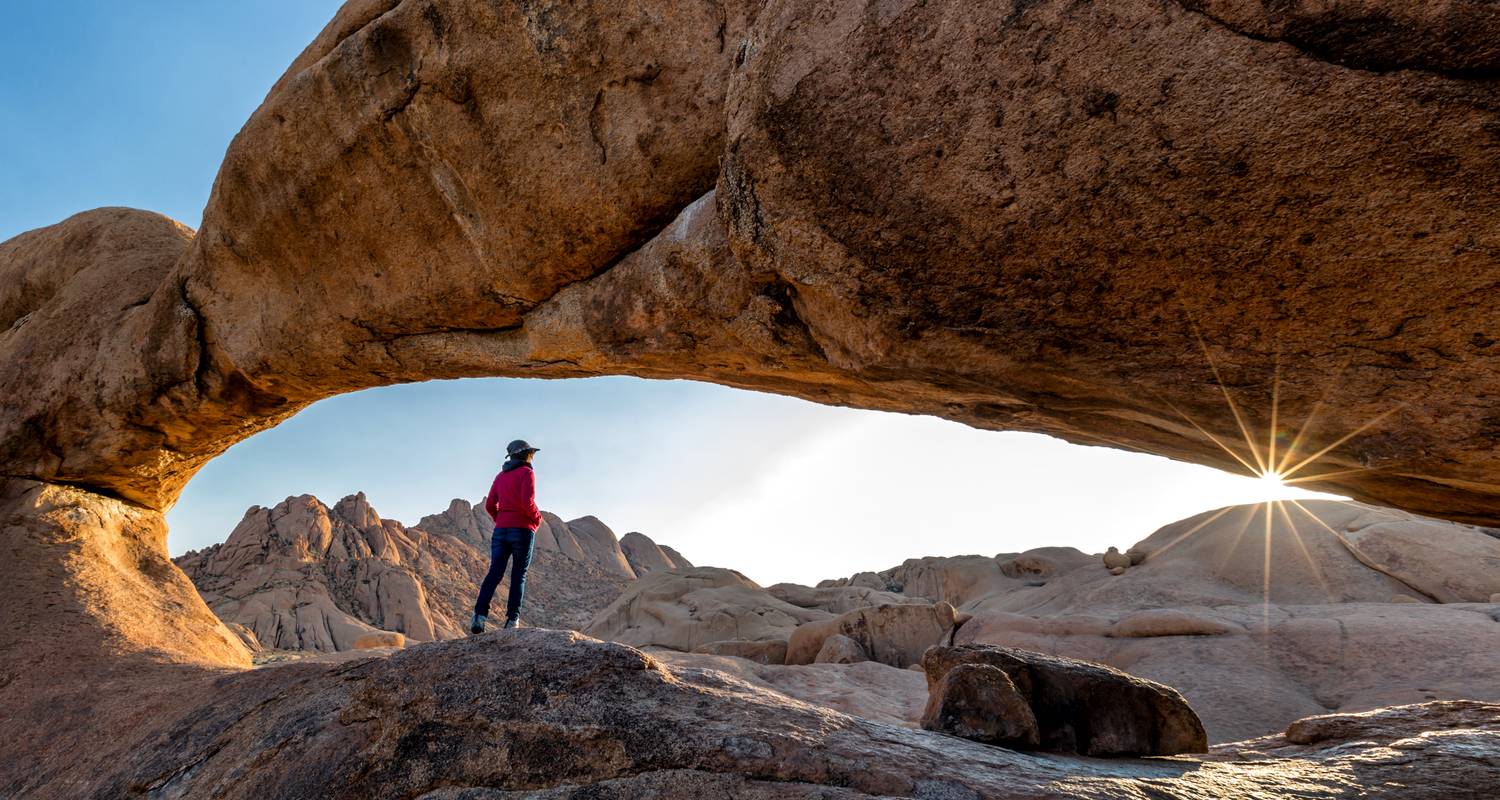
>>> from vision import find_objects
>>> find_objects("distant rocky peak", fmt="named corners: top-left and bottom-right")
top-left (333, 491), bottom-right (382, 530)
top-left (264, 495), bottom-right (333, 555)
top-left (619, 531), bottom-right (694, 575)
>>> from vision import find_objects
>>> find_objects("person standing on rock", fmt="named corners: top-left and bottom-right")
top-left (471, 440), bottom-right (543, 633)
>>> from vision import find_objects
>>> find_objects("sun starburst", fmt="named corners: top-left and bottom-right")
top-left (1144, 333), bottom-right (1406, 627)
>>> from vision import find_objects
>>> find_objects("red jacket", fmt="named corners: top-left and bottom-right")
top-left (484, 464), bottom-right (541, 530)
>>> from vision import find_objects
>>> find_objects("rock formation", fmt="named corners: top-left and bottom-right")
top-left (5, 0), bottom-right (1500, 795)
top-left (175, 492), bottom-right (690, 650)
top-left (921, 644), bottom-right (1208, 757)
top-left (808, 500), bottom-right (1500, 742)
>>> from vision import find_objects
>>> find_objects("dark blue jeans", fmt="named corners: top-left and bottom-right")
top-left (474, 527), bottom-right (535, 622)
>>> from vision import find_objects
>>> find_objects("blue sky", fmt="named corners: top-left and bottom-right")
top-left (0, 2), bottom-right (342, 241)
top-left (3, 5), bottom-right (1333, 586)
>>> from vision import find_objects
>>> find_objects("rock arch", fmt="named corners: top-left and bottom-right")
top-left (2, 0), bottom-right (1499, 793)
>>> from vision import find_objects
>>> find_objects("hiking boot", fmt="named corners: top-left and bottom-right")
top-left (469, 614), bottom-right (487, 635)
top-left (503, 618), bottom-right (519, 630)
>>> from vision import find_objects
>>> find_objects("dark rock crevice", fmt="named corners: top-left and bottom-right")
top-left (1171, 0), bottom-right (1500, 79)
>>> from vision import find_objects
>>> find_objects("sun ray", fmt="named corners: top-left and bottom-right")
top-left (1164, 399), bottom-right (1262, 477)
top-left (1192, 328), bottom-right (1269, 475)
top-left (1214, 502), bottom-right (1264, 575)
top-left (1287, 498), bottom-right (1357, 551)
top-left (1273, 499), bottom-right (1332, 601)
top-left (1261, 500), bottom-right (1274, 632)
top-left (1274, 358), bottom-right (1352, 475)
top-left (1267, 357), bottom-right (1281, 477)
top-left (1282, 465), bottom-right (1388, 486)
top-left (1280, 403), bottom-right (1408, 481)
top-left (1074, 430), bottom-right (1151, 452)
top-left (1146, 504), bottom-right (1237, 561)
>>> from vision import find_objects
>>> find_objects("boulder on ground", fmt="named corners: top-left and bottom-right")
top-left (690, 639), bottom-right (788, 665)
top-left (814, 634), bottom-right (868, 665)
top-left (921, 644), bottom-right (1207, 757)
top-left (787, 602), bottom-right (958, 668)
top-left (1103, 547), bottom-right (1132, 570)
top-left (921, 663), bottom-right (1040, 749)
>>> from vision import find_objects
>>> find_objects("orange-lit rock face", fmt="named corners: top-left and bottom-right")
top-left (1, 1), bottom-right (1496, 528)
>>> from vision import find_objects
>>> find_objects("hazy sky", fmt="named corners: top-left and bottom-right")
top-left (4, 4), bottom-right (1335, 586)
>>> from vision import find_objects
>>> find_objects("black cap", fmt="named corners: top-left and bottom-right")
top-left (506, 439), bottom-right (540, 458)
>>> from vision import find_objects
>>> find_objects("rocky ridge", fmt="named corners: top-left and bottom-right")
top-left (175, 492), bottom-right (690, 652)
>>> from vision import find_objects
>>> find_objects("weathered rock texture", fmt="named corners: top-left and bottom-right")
top-left (716, 0), bottom-right (1500, 525)
top-left (923, 643), bottom-right (1208, 757)
top-left (5, 0), bottom-right (1500, 795)
top-left (175, 492), bottom-right (688, 649)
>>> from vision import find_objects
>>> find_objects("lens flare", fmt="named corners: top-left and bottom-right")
top-left (1152, 333), bottom-right (1405, 621)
